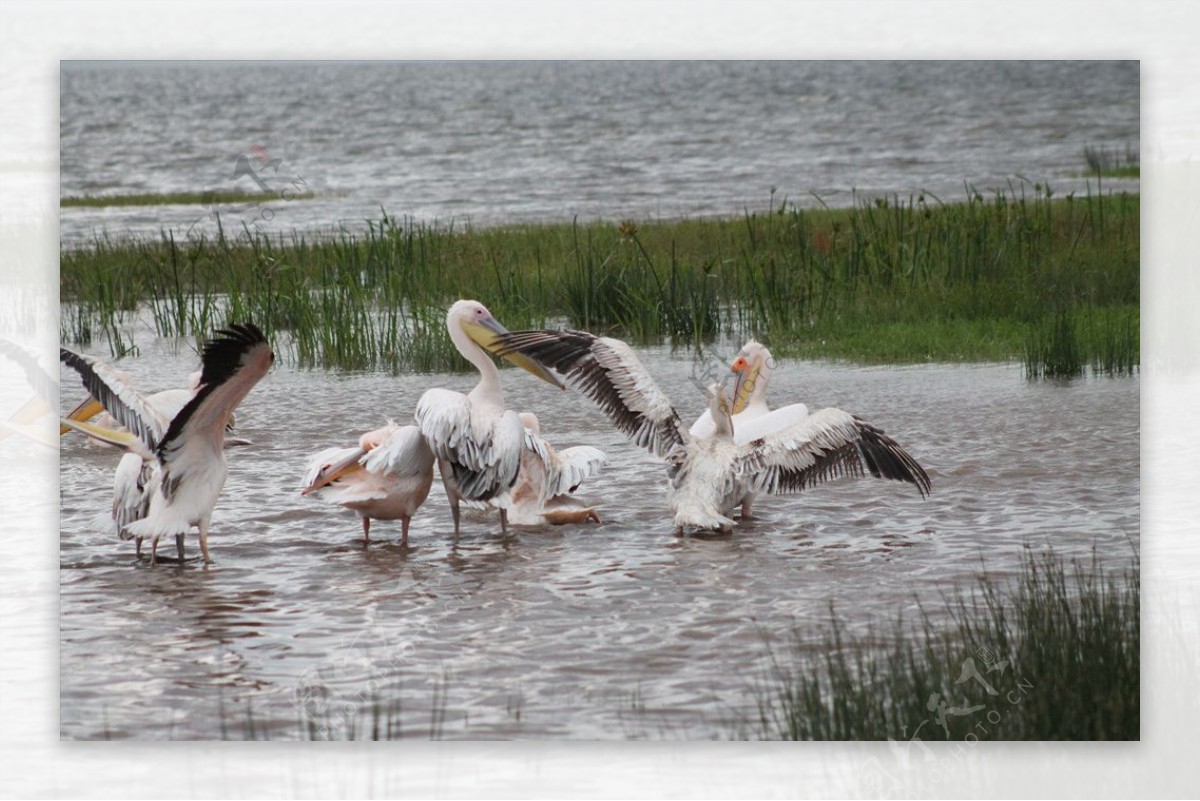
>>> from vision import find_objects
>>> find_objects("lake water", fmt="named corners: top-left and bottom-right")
top-left (57, 328), bottom-right (1139, 740)
top-left (58, 60), bottom-right (1139, 247)
top-left (54, 59), bottom-right (1141, 741)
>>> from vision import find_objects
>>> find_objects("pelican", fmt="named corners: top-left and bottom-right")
top-left (60, 323), bottom-right (273, 564)
top-left (689, 339), bottom-right (810, 517)
top-left (493, 329), bottom-right (931, 534)
top-left (60, 360), bottom-right (249, 561)
top-left (501, 412), bottom-right (606, 526)
top-left (414, 300), bottom-right (565, 535)
top-left (301, 421), bottom-right (435, 546)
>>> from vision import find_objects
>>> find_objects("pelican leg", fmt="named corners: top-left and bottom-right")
top-left (150, 535), bottom-right (160, 566)
top-left (450, 501), bottom-right (461, 537)
top-left (362, 517), bottom-right (371, 544)
top-left (198, 517), bottom-right (212, 565)
top-left (740, 498), bottom-right (755, 519)
top-left (401, 516), bottom-right (410, 548)
top-left (499, 507), bottom-right (509, 536)
top-left (136, 536), bottom-right (143, 560)
top-left (175, 532), bottom-right (185, 562)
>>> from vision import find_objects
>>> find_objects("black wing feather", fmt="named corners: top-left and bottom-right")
top-left (157, 323), bottom-right (269, 464)
top-left (494, 329), bottom-right (688, 458)
top-left (749, 413), bottom-right (931, 498)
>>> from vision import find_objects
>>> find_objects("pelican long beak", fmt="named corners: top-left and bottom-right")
top-left (729, 356), bottom-right (757, 415)
top-left (60, 395), bottom-right (105, 436)
top-left (59, 418), bottom-right (142, 450)
top-left (301, 449), bottom-right (366, 495)
top-left (465, 315), bottom-right (565, 389)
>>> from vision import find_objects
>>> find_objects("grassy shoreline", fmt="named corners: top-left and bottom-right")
top-left (61, 189), bottom-right (316, 208)
top-left (60, 185), bottom-right (1139, 376)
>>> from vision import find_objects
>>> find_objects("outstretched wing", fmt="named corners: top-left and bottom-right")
top-left (59, 348), bottom-right (169, 457)
top-left (494, 330), bottom-right (687, 459)
top-left (740, 407), bottom-right (931, 498)
top-left (157, 324), bottom-right (273, 497)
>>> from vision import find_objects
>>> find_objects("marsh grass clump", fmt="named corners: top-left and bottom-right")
top-left (60, 185), bottom-right (1138, 375)
top-left (1082, 143), bottom-right (1140, 179)
top-left (1023, 304), bottom-right (1139, 379)
top-left (746, 549), bottom-right (1139, 741)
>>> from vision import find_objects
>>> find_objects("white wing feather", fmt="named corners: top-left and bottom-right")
top-left (59, 348), bottom-right (170, 454)
top-left (361, 424), bottom-right (435, 478)
top-left (494, 330), bottom-right (687, 458)
top-left (739, 408), bottom-right (931, 497)
top-left (545, 445), bottom-right (606, 497)
top-left (416, 388), bottom-right (522, 502)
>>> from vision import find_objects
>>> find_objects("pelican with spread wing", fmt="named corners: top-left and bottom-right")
top-left (301, 421), bottom-right (435, 546)
top-left (689, 339), bottom-right (812, 517)
top-left (494, 329), bottom-right (930, 534)
top-left (414, 300), bottom-right (565, 535)
top-left (60, 324), bottom-right (273, 564)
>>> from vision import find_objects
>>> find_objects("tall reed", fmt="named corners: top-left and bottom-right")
top-left (745, 548), bottom-right (1139, 741)
top-left (60, 185), bottom-right (1139, 375)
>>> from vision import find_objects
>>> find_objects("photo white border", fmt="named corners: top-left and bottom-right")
top-left (2, 1), bottom-right (1197, 797)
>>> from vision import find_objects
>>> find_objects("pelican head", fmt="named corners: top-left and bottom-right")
top-left (449, 300), bottom-right (564, 389)
top-left (729, 340), bottom-right (771, 415)
top-left (518, 411), bottom-right (541, 435)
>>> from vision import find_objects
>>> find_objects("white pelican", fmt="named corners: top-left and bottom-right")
top-left (60, 323), bottom-right (273, 564)
top-left (301, 421), bottom-right (435, 546)
top-left (502, 412), bottom-right (606, 526)
top-left (414, 300), bottom-right (565, 535)
top-left (689, 339), bottom-right (810, 517)
top-left (493, 329), bottom-right (931, 534)
top-left (60, 360), bottom-right (250, 560)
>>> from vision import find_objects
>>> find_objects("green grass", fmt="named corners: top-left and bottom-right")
top-left (743, 548), bottom-right (1139, 741)
top-left (1081, 144), bottom-right (1140, 179)
top-left (60, 183), bottom-right (1139, 376)
top-left (61, 189), bottom-right (316, 208)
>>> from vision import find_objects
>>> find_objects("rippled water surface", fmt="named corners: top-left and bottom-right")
top-left (58, 333), bottom-right (1139, 740)
top-left (59, 61), bottom-right (1139, 246)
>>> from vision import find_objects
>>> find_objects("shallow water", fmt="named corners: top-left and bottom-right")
top-left (58, 60), bottom-right (1139, 247)
top-left (57, 331), bottom-right (1139, 740)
